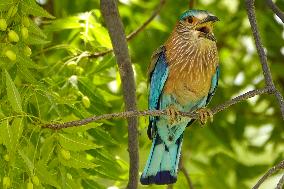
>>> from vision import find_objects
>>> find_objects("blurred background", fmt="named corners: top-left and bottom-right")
top-left (0, 0), bottom-right (283, 188)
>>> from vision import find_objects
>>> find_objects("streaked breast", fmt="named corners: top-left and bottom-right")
top-left (163, 30), bottom-right (218, 105)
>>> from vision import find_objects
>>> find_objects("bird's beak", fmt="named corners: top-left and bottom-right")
top-left (199, 15), bottom-right (220, 24)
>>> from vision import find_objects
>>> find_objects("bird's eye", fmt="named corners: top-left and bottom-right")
top-left (184, 16), bottom-right (193, 24)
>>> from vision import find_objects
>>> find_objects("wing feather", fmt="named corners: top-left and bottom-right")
top-left (147, 47), bottom-right (169, 139)
top-left (206, 65), bottom-right (220, 105)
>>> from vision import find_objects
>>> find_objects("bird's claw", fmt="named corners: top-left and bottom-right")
top-left (197, 107), bottom-right (213, 126)
top-left (166, 106), bottom-right (181, 124)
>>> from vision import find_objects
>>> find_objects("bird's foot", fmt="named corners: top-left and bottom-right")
top-left (166, 106), bottom-right (181, 124)
top-left (197, 107), bottom-right (213, 126)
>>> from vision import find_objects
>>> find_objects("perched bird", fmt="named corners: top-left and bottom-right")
top-left (140, 9), bottom-right (220, 185)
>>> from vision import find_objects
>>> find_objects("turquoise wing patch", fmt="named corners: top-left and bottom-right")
top-left (147, 50), bottom-right (169, 139)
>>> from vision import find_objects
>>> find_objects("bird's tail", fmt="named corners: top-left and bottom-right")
top-left (140, 134), bottom-right (183, 185)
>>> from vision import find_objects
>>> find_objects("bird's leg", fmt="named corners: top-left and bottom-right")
top-left (166, 105), bottom-right (181, 124)
top-left (196, 107), bottom-right (213, 125)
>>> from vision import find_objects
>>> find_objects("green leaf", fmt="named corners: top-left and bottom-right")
top-left (29, 21), bottom-right (47, 39)
top-left (40, 135), bottom-right (55, 164)
top-left (16, 63), bottom-right (38, 84)
top-left (35, 161), bottom-right (61, 188)
top-left (93, 56), bottom-right (116, 73)
top-left (21, 0), bottom-right (55, 19)
top-left (89, 127), bottom-right (118, 146)
top-left (89, 167), bottom-right (124, 180)
top-left (82, 179), bottom-right (105, 189)
top-left (89, 148), bottom-right (115, 164)
top-left (78, 78), bottom-right (110, 111)
top-left (91, 25), bottom-right (112, 48)
top-left (58, 133), bottom-right (100, 151)
top-left (5, 70), bottom-right (22, 112)
top-left (0, 0), bottom-right (13, 11)
top-left (45, 16), bottom-right (82, 31)
top-left (0, 120), bottom-right (13, 152)
top-left (18, 149), bottom-right (34, 174)
top-left (17, 54), bottom-right (43, 69)
top-left (27, 35), bottom-right (50, 45)
top-left (11, 118), bottom-right (24, 148)
top-left (59, 167), bottom-right (82, 189)
top-left (59, 151), bottom-right (96, 169)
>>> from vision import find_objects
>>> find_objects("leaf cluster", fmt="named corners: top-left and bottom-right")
top-left (0, 0), bottom-right (283, 188)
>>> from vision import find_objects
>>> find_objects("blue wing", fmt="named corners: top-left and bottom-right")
top-left (147, 47), bottom-right (169, 139)
top-left (206, 65), bottom-right (220, 105)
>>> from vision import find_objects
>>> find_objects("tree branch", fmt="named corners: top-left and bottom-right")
top-left (126, 0), bottom-right (166, 41)
top-left (266, 0), bottom-right (284, 23)
top-left (89, 0), bottom-right (166, 59)
top-left (245, 1), bottom-right (284, 187)
top-left (245, 0), bottom-right (274, 88)
top-left (179, 155), bottom-right (194, 189)
top-left (166, 184), bottom-right (173, 189)
top-left (245, 0), bottom-right (284, 119)
top-left (43, 87), bottom-right (270, 129)
top-left (88, 49), bottom-right (113, 59)
top-left (189, 0), bottom-right (195, 9)
top-left (100, 1), bottom-right (139, 189)
top-left (252, 160), bottom-right (284, 189)
top-left (276, 174), bottom-right (284, 189)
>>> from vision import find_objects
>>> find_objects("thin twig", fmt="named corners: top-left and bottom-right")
top-left (127, 0), bottom-right (166, 41)
top-left (266, 0), bottom-right (284, 23)
top-left (189, 0), bottom-right (195, 9)
top-left (100, 1), bottom-right (139, 189)
top-left (242, 1), bottom-right (284, 188)
top-left (179, 155), bottom-right (194, 189)
top-left (274, 90), bottom-right (284, 117)
top-left (245, 0), bottom-right (274, 87)
top-left (252, 160), bottom-right (284, 189)
top-left (245, 0), bottom-right (284, 119)
top-left (88, 0), bottom-right (166, 59)
top-left (166, 184), bottom-right (173, 189)
top-left (42, 87), bottom-right (270, 129)
top-left (211, 87), bottom-right (270, 114)
top-left (43, 110), bottom-right (165, 129)
top-left (88, 49), bottom-right (113, 59)
top-left (276, 174), bottom-right (284, 189)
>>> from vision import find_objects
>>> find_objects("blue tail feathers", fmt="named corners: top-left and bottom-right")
top-left (140, 134), bottom-right (183, 185)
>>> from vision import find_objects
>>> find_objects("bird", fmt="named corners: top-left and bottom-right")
top-left (140, 9), bottom-right (220, 185)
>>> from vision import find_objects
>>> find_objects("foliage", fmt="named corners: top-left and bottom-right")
top-left (0, 0), bottom-right (283, 188)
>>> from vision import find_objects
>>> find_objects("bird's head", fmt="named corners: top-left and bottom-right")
top-left (176, 9), bottom-right (219, 42)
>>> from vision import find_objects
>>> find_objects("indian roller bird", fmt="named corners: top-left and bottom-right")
top-left (140, 9), bottom-right (220, 185)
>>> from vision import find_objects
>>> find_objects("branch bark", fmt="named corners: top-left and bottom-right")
top-left (126, 0), bottom-right (166, 41)
top-left (89, 0), bottom-right (166, 59)
top-left (252, 160), bottom-right (284, 189)
top-left (245, 0), bottom-right (284, 119)
top-left (43, 88), bottom-right (270, 129)
top-left (100, 1), bottom-right (139, 189)
top-left (266, 0), bottom-right (284, 23)
top-left (276, 174), bottom-right (284, 189)
top-left (245, 1), bottom-right (284, 188)
top-left (179, 155), bottom-right (194, 189)
top-left (189, 0), bottom-right (195, 9)
top-left (166, 184), bottom-right (173, 189)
